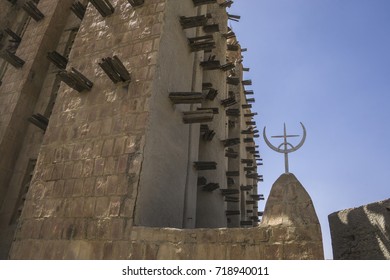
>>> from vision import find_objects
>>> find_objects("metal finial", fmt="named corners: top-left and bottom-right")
top-left (263, 122), bottom-right (306, 173)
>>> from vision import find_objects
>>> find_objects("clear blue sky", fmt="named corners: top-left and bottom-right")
top-left (230, 0), bottom-right (390, 259)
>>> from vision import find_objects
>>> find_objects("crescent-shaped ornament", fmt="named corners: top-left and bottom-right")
top-left (290, 122), bottom-right (306, 152)
top-left (263, 126), bottom-right (282, 153)
top-left (263, 122), bottom-right (307, 173)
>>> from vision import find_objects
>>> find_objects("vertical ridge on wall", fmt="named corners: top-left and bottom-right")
top-left (134, 0), bottom-right (201, 228)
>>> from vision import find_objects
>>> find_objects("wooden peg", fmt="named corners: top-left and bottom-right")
top-left (128, 0), bottom-right (144, 6)
top-left (71, 1), bottom-right (86, 20)
top-left (90, 0), bottom-right (115, 17)
top-left (23, 1), bottom-right (44, 21)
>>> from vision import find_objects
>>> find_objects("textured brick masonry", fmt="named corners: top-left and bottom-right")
top-left (1, 0), bottom-right (324, 260)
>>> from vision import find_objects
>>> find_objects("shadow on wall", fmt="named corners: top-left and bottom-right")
top-left (329, 199), bottom-right (390, 260)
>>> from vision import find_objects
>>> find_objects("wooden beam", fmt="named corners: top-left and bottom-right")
top-left (23, 1), bottom-right (44, 21)
top-left (90, 0), bottom-right (115, 17)
top-left (128, 0), bottom-right (144, 6)
top-left (71, 1), bottom-right (86, 20)
top-left (47, 51), bottom-right (68, 69)
top-left (57, 67), bottom-right (93, 92)
top-left (0, 50), bottom-right (24, 68)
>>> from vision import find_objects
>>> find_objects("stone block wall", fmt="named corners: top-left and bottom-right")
top-left (329, 199), bottom-right (390, 259)
top-left (9, 224), bottom-right (323, 260)
top-left (0, 0), bottom-right (76, 259)
top-left (2, 0), bottom-right (323, 260)
top-left (0, 0), bottom-right (74, 208)
top-left (127, 225), bottom-right (322, 260)
top-left (9, 0), bottom-right (166, 259)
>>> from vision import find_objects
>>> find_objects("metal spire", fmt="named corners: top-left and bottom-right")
top-left (263, 122), bottom-right (306, 173)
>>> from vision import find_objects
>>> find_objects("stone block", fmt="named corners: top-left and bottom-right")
top-left (42, 181), bottom-right (55, 198)
top-left (282, 243), bottom-right (302, 260)
top-left (83, 197), bottom-right (96, 218)
top-left (42, 241), bottom-right (55, 260)
top-left (69, 196), bottom-right (85, 216)
top-left (269, 226), bottom-right (289, 243)
top-left (71, 220), bottom-right (87, 240)
top-left (72, 179), bottom-right (83, 196)
top-left (30, 240), bottom-right (45, 260)
top-left (96, 219), bottom-right (111, 240)
top-left (95, 197), bottom-right (109, 217)
top-left (92, 140), bottom-right (104, 156)
top-left (63, 241), bottom-right (80, 259)
top-left (95, 176), bottom-right (108, 196)
top-left (102, 242), bottom-right (114, 260)
top-left (82, 159), bottom-right (94, 177)
top-left (83, 177), bottom-right (96, 196)
top-left (62, 162), bottom-right (73, 179)
top-left (72, 161), bottom-right (84, 178)
top-left (144, 243), bottom-right (159, 260)
top-left (198, 229), bottom-right (218, 243)
top-left (110, 219), bottom-right (124, 240)
top-left (86, 220), bottom-right (97, 240)
top-left (51, 163), bottom-right (64, 180)
top-left (71, 143), bottom-right (84, 161)
top-left (42, 198), bottom-right (61, 218)
top-left (125, 136), bottom-right (138, 153)
top-left (93, 157), bottom-right (105, 176)
top-left (112, 241), bottom-right (131, 259)
top-left (243, 245), bottom-right (263, 260)
top-left (19, 219), bottom-right (43, 240)
top-left (63, 179), bottom-right (75, 197)
top-left (156, 243), bottom-right (178, 259)
top-left (176, 230), bottom-right (193, 244)
top-left (229, 244), bottom-right (246, 260)
top-left (193, 243), bottom-right (209, 260)
top-left (89, 241), bottom-right (105, 259)
top-left (263, 244), bottom-right (283, 260)
top-left (104, 156), bottom-right (117, 176)
top-left (52, 180), bottom-right (65, 197)
top-left (109, 197), bottom-right (121, 217)
top-left (120, 197), bottom-right (135, 217)
top-left (77, 240), bottom-right (94, 259)
top-left (129, 242), bottom-right (145, 260)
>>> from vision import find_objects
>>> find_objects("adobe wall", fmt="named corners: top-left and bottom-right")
top-left (135, 1), bottom-right (256, 229)
top-left (9, 0), bottom-right (166, 260)
top-left (0, 0), bottom-right (76, 259)
top-left (194, 3), bottom-right (229, 229)
top-left (10, 169), bottom-right (324, 259)
top-left (127, 225), bottom-right (323, 260)
top-left (5, 0), bottom-right (323, 260)
top-left (329, 199), bottom-right (390, 259)
top-left (9, 219), bottom-right (323, 259)
top-left (0, 0), bottom-right (75, 209)
top-left (134, 0), bottom-right (202, 228)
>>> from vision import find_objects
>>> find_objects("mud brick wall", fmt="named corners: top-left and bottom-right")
top-left (6, 0), bottom-right (324, 260)
top-left (0, 0), bottom-right (75, 211)
top-left (329, 199), bottom-right (390, 259)
top-left (0, 0), bottom-right (75, 258)
top-left (127, 226), bottom-right (323, 260)
top-left (195, 3), bottom-right (229, 228)
top-left (9, 0), bottom-right (166, 259)
top-left (133, 0), bottom-right (202, 228)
